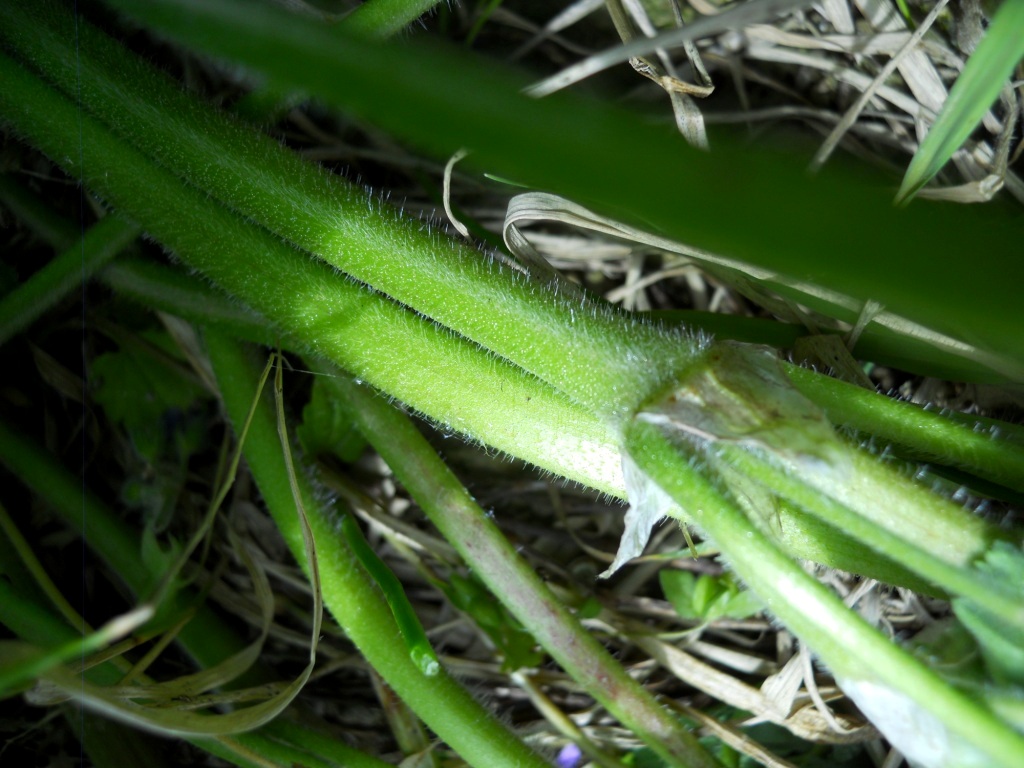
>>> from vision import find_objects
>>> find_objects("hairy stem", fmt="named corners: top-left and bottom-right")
top-left (0, 0), bottom-right (704, 421)
top-left (624, 417), bottom-right (1024, 768)
top-left (206, 331), bottom-right (550, 768)
top-left (319, 366), bottom-right (721, 768)
top-left (0, 48), bottom-right (622, 493)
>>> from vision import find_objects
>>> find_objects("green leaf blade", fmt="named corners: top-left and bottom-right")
top-left (897, 0), bottom-right (1024, 204)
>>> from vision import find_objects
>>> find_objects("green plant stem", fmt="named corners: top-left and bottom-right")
top-left (0, 0), bottom-right (703, 422)
top-left (342, 0), bottom-right (442, 38)
top-left (786, 362), bottom-right (1024, 492)
top-left (100, 259), bottom-right (277, 347)
top-left (732, 435), bottom-right (995, 569)
top-left (98, 256), bottom-right (946, 593)
top-left (206, 330), bottom-right (550, 768)
top-left (5, 43), bottom-right (1006, 600)
top-left (318, 367), bottom-right (721, 768)
top-left (0, 47), bottom-right (623, 494)
top-left (654, 308), bottom-right (1013, 384)
top-left (338, 511), bottom-right (440, 677)
top-left (2, 0), bottom-right (1015, 591)
top-left (0, 214), bottom-right (138, 345)
top-left (0, 172), bottom-right (78, 250)
top-left (716, 442), bottom-right (1020, 622)
top-left (102, 0), bottom-right (1024, 381)
top-left (623, 418), bottom-right (1024, 768)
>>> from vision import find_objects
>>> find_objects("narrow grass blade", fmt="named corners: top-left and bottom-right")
top-left (0, 215), bottom-right (138, 345)
top-left (0, 607), bottom-right (151, 696)
top-left (896, 0), bottom-right (1024, 204)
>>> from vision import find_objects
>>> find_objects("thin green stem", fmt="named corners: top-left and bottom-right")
top-left (0, 214), bottom-right (138, 345)
top-left (716, 443), bottom-right (1019, 622)
top-left (785, 362), bottom-right (1024, 492)
top-left (624, 418), bottom-right (1024, 768)
top-left (339, 512), bottom-right (440, 677)
top-left (318, 367), bottom-right (722, 768)
top-left (205, 331), bottom-right (549, 768)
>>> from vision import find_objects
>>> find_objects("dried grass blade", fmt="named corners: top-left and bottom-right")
top-left (527, 0), bottom-right (813, 96)
top-left (811, 0), bottom-right (950, 170)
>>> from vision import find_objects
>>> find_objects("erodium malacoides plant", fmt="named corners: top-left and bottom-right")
top-left (2, 1), bottom-right (1023, 767)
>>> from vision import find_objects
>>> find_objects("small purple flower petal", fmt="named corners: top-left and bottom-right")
top-left (556, 743), bottom-right (583, 768)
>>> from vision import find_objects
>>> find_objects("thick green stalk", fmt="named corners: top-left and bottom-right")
top-left (0, 214), bottom-right (138, 345)
top-left (5, 45), bottom-right (1003, 599)
top-left (318, 367), bottom-right (721, 768)
top-left (104, 0), bottom-right (1024, 382)
top-left (624, 418), bottom-right (1024, 768)
top-left (0, 0), bottom-right (704, 422)
top-left (98, 257), bottom-right (946, 592)
top-left (205, 330), bottom-right (550, 768)
top-left (0, 48), bottom-right (622, 494)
